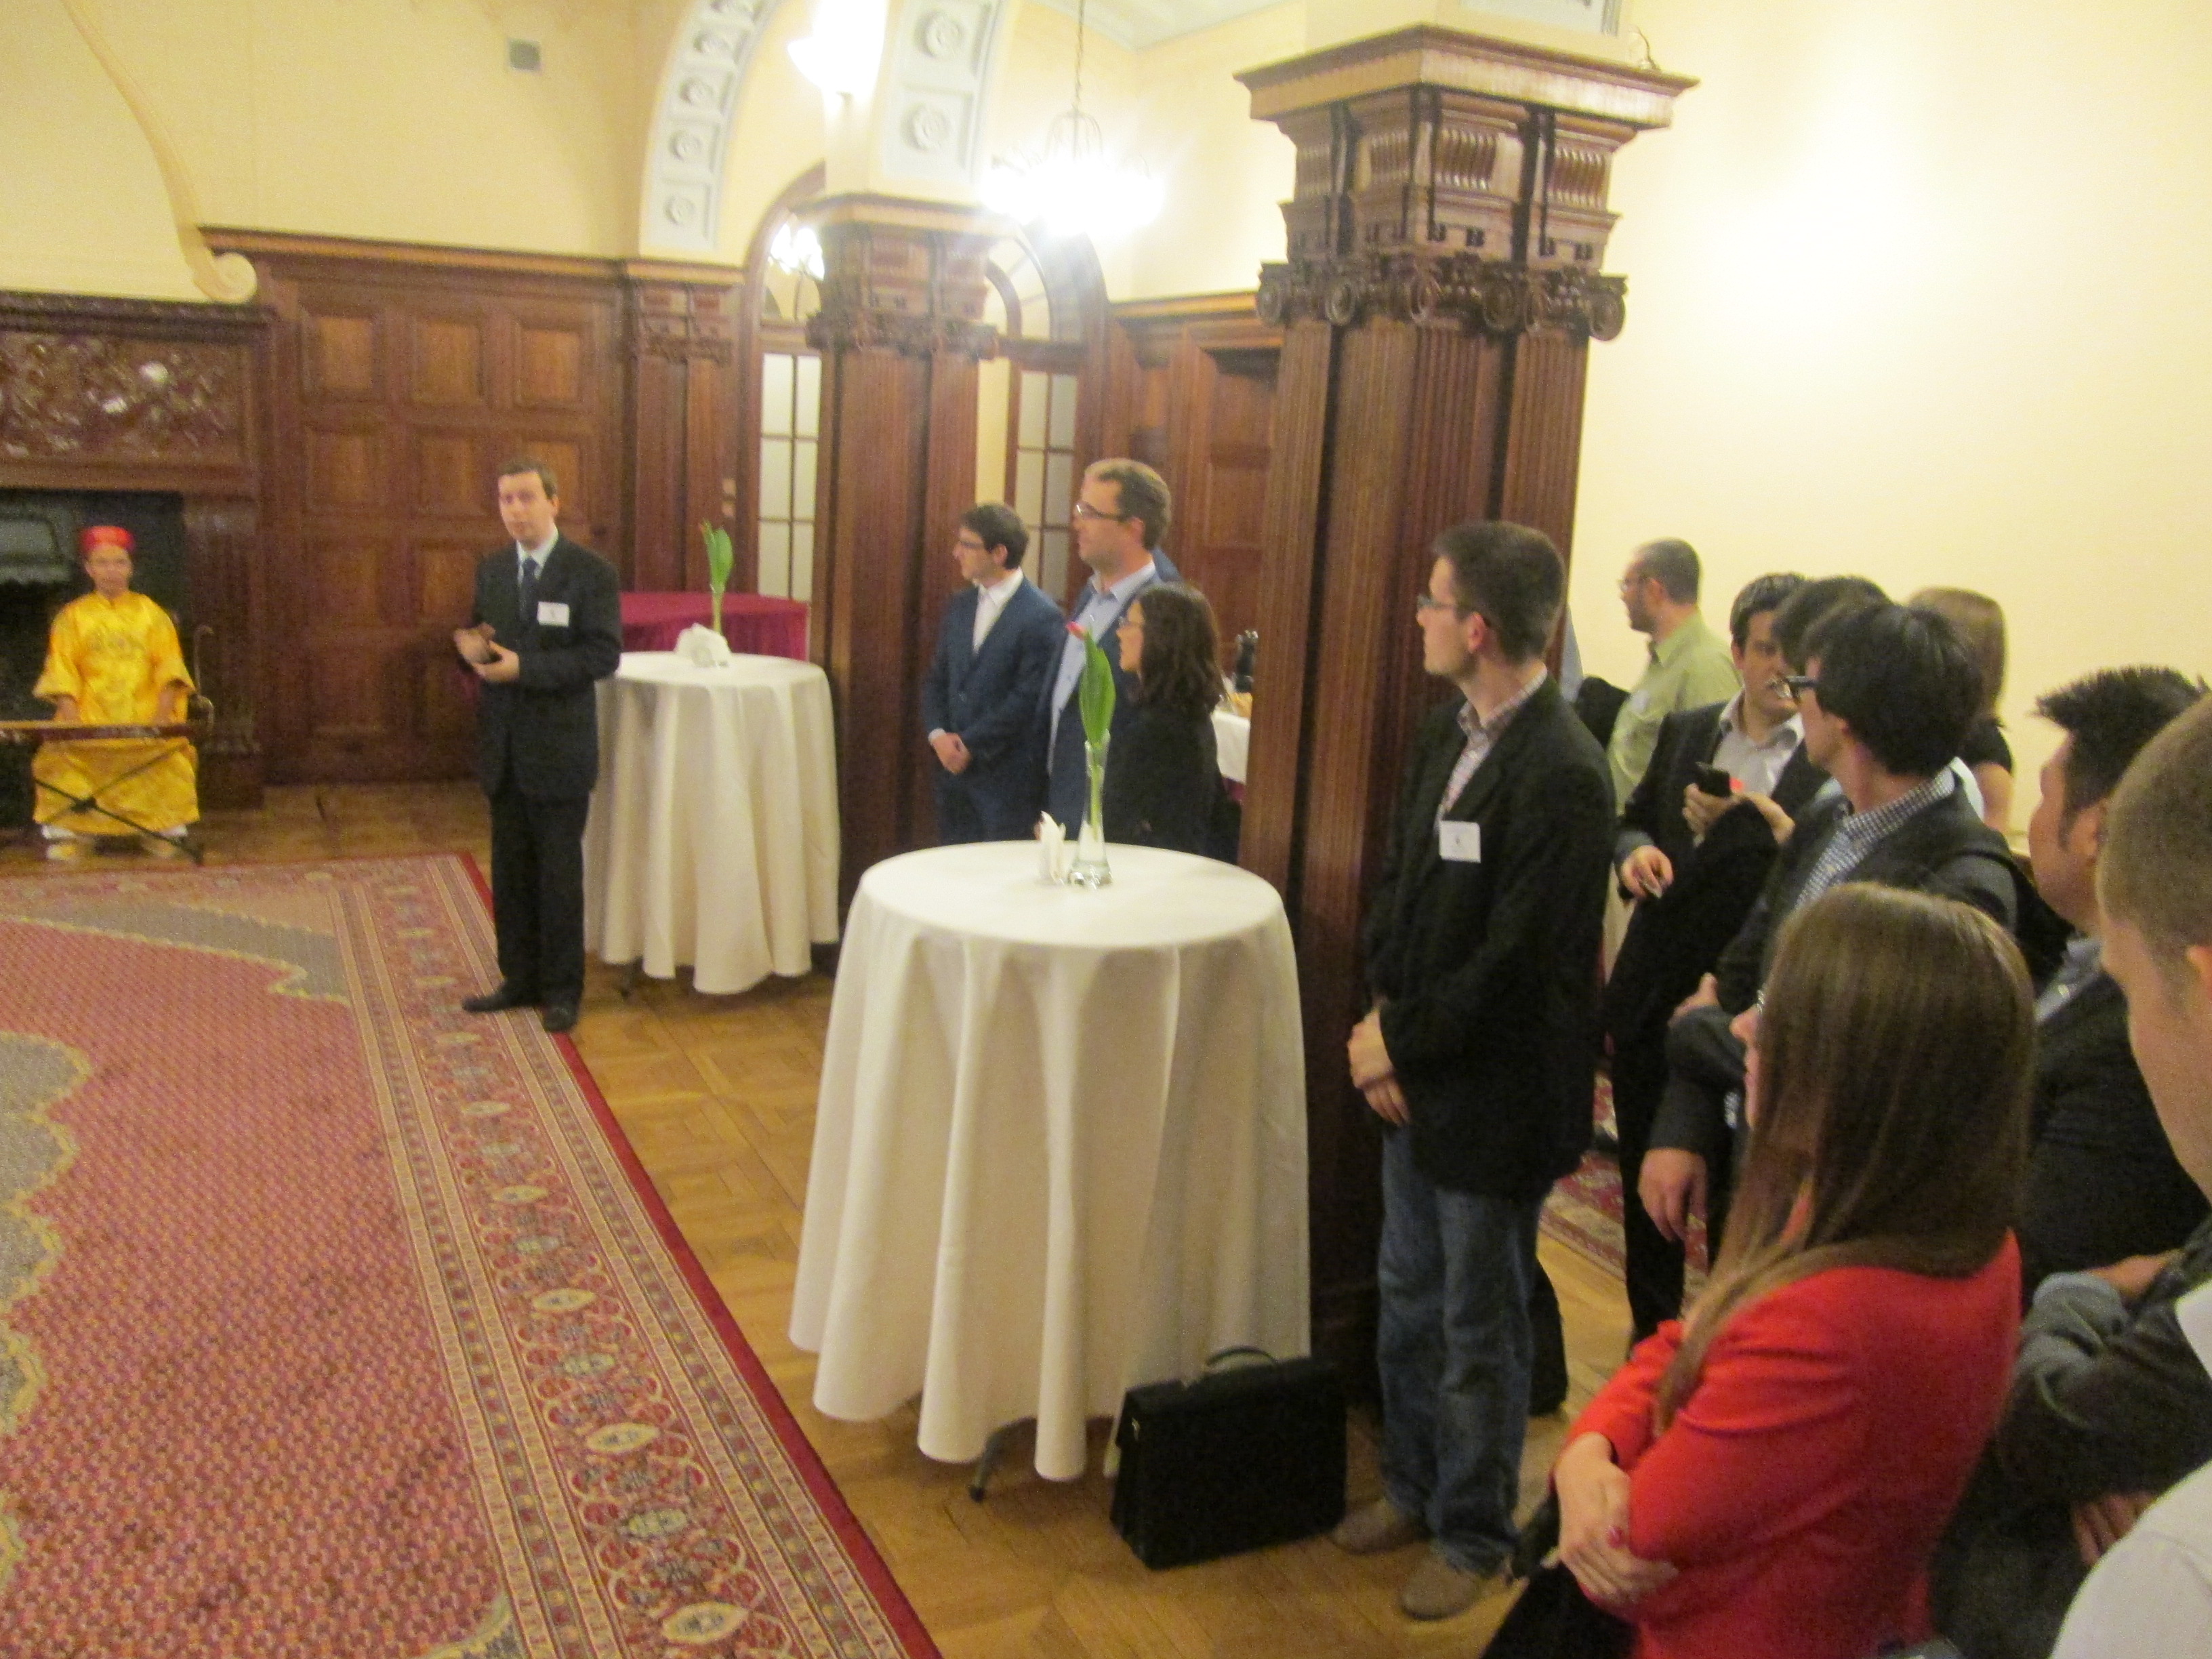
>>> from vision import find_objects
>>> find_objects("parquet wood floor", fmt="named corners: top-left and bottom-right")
top-left (3, 785), bottom-right (1635, 1658)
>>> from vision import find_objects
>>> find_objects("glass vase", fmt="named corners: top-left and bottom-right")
top-left (1069, 735), bottom-right (1111, 888)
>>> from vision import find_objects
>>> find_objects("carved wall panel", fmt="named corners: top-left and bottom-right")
top-left (0, 291), bottom-right (268, 806)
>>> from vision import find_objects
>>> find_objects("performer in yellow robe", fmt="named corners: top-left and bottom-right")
top-left (33, 525), bottom-right (198, 857)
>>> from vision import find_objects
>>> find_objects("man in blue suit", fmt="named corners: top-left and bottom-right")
top-left (1040, 458), bottom-right (1181, 833)
top-left (921, 502), bottom-right (1067, 842)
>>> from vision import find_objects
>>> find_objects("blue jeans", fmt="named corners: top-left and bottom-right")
top-left (1377, 1126), bottom-right (1542, 1573)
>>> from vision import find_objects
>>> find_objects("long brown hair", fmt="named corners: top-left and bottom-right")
top-left (1130, 583), bottom-right (1223, 722)
top-left (1656, 884), bottom-right (2033, 1428)
top-left (1910, 587), bottom-right (2007, 718)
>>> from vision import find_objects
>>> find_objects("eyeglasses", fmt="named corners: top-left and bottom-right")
top-left (1414, 594), bottom-right (1468, 617)
top-left (1780, 674), bottom-right (1820, 699)
top-left (1071, 501), bottom-right (1132, 523)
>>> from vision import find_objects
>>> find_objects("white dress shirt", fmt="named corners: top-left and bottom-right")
top-left (972, 568), bottom-right (1023, 652)
top-left (2051, 1282), bottom-right (2212, 1658)
top-left (1708, 692), bottom-right (1802, 800)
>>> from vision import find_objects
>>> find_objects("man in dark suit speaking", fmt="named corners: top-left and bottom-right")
top-left (922, 502), bottom-right (1065, 842)
top-left (453, 457), bottom-right (621, 1034)
top-left (1333, 521), bottom-right (1614, 1620)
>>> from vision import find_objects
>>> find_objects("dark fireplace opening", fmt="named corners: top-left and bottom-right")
top-left (0, 490), bottom-right (188, 826)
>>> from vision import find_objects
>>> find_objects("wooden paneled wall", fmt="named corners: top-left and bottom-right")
top-left (1100, 295), bottom-right (1283, 650)
top-left (208, 231), bottom-right (739, 785)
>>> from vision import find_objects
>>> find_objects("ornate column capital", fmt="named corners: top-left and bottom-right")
top-left (1239, 26), bottom-right (1692, 341)
top-left (800, 195), bottom-right (1001, 361)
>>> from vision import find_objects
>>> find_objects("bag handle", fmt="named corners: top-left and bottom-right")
top-left (1204, 1346), bottom-right (1279, 1372)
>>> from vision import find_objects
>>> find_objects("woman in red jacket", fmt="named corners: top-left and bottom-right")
top-left (1555, 883), bottom-right (2034, 1659)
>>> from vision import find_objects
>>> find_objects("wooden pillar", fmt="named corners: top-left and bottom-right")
top-left (805, 198), bottom-right (997, 893)
top-left (1235, 28), bottom-right (1694, 1373)
top-left (621, 263), bottom-right (743, 593)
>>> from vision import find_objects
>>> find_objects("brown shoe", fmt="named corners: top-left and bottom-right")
top-left (1330, 1497), bottom-right (1427, 1555)
top-left (1397, 1549), bottom-right (1498, 1621)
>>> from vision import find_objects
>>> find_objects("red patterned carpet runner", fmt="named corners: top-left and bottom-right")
top-left (0, 855), bottom-right (933, 1659)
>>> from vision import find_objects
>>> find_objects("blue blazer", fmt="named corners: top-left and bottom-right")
top-left (1040, 550), bottom-right (1181, 832)
top-left (922, 574), bottom-right (1065, 833)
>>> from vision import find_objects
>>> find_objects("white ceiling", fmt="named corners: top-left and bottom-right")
top-left (1027, 0), bottom-right (1286, 52)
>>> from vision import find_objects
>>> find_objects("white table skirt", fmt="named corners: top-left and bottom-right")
top-left (790, 842), bottom-right (1309, 1481)
top-left (583, 651), bottom-right (840, 995)
top-left (1212, 708), bottom-right (1251, 784)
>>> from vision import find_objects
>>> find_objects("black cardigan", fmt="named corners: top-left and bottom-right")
top-left (1101, 701), bottom-right (1223, 858)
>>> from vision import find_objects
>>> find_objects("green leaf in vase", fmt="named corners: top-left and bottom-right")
top-left (1078, 628), bottom-right (1115, 747)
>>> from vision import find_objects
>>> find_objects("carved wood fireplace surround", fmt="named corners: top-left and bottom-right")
top-left (0, 290), bottom-right (266, 808)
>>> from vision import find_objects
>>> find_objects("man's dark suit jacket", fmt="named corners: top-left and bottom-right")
top-left (2020, 969), bottom-right (2209, 1292)
top-left (1363, 680), bottom-right (1615, 1200)
top-left (1602, 702), bottom-right (1827, 1050)
top-left (1654, 781), bottom-right (2023, 1160)
top-left (1040, 550), bottom-right (1181, 832)
top-left (921, 575), bottom-right (1065, 837)
top-left (470, 536), bottom-right (622, 798)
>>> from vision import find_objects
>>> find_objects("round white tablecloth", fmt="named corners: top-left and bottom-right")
top-left (583, 652), bottom-right (840, 994)
top-left (790, 842), bottom-right (1310, 1481)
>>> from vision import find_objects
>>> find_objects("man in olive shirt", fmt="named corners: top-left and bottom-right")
top-left (1606, 538), bottom-right (1742, 806)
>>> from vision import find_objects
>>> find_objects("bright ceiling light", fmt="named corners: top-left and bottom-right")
top-left (769, 222), bottom-right (826, 281)
top-left (788, 0), bottom-right (883, 98)
top-left (981, 0), bottom-right (1160, 241)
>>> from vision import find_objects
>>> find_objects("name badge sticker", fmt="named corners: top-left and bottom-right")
top-left (537, 600), bottom-right (571, 626)
top-left (1439, 821), bottom-right (1481, 863)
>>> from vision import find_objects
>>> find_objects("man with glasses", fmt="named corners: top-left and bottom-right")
top-left (1335, 523), bottom-right (1613, 1620)
top-left (1640, 593), bottom-right (2020, 1256)
top-left (1038, 458), bottom-right (1181, 834)
top-left (1603, 573), bottom-right (1824, 1343)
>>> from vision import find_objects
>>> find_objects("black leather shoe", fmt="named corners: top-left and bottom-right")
top-left (540, 1000), bottom-right (579, 1034)
top-left (462, 984), bottom-right (538, 1014)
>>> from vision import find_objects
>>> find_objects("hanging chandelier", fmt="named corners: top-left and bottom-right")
top-left (981, 0), bottom-right (1162, 240)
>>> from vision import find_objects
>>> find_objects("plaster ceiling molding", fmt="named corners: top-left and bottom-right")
top-left (1027, 0), bottom-right (1282, 51)
top-left (877, 1), bottom-right (1003, 190)
top-left (642, 0), bottom-right (781, 255)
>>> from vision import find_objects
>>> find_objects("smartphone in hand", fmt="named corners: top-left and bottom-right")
top-left (1691, 762), bottom-right (1735, 798)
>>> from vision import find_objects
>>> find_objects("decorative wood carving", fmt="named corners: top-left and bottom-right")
top-left (805, 203), bottom-right (999, 363)
top-left (1232, 26), bottom-right (1692, 1376)
top-left (0, 290), bottom-right (266, 806)
top-left (623, 265), bottom-right (744, 594)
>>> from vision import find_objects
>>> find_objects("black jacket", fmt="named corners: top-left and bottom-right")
top-left (469, 536), bottom-right (622, 798)
top-left (1038, 551), bottom-right (1180, 832)
top-left (2020, 968), bottom-right (2209, 1292)
top-left (1603, 702), bottom-right (1826, 1049)
top-left (1363, 680), bottom-right (1614, 1200)
top-left (1713, 781), bottom-right (2020, 1014)
top-left (1652, 781), bottom-right (2023, 1159)
top-left (1101, 701), bottom-right (1228, 859)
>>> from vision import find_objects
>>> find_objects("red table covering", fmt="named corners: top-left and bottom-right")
top-left (621, 592), bottom-right (810, 659)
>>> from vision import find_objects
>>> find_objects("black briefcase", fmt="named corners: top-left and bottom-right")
top-left (1109, 1349), bottom-right (1346, 1570)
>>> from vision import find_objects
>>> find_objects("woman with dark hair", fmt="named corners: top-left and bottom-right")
top-left (1912, 586), bottom-right (2013, 833)
top-left (1103, 582), bottom-right (1233, 859)
top-left (1552, 883), bottom-right (2034, 1659)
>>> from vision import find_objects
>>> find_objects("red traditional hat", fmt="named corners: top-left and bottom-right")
top-left (79, 524), bottom-right (135, 556)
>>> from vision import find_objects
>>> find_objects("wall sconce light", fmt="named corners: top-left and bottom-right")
top-left (788, 0), bottom-right (884, 99)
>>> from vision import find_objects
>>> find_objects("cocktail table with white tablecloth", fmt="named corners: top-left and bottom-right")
top-left (583, 652), bottom-right (840, 995)
top-left (1212, 708), bottom-right (1251, 785)
top-left (790, 841), bottom-right (1309, 1481)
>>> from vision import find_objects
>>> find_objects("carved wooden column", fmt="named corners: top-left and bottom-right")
top-left (1233, 29), bottom-right (1692, 1372)
top-left (621, 263), bottom-right (743, 592)
top-left (805, 197), bottom-right (996, 892)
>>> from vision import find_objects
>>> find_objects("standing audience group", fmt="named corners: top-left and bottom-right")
top-left (1307, 518), bottom-right (2209, 1658)
top-left (914, 474), bottom-right (2212, 1654)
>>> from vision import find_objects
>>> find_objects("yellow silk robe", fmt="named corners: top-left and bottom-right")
top-left (33, 590), bottom-right (199, 833)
